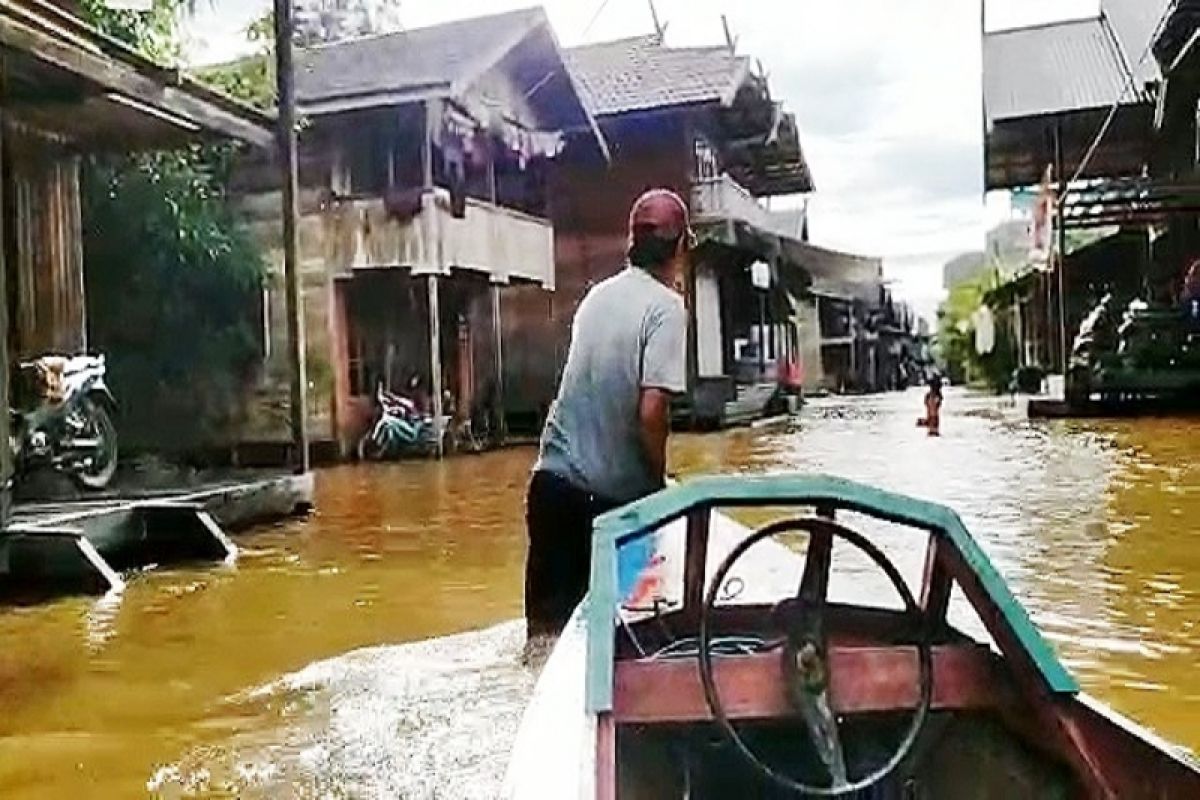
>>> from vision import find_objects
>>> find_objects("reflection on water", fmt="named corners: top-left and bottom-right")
top-left (0, 388), bottom-right (1196, 797)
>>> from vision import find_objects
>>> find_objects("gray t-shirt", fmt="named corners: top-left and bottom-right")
top-left (535, 267), bottom-right (687, 504)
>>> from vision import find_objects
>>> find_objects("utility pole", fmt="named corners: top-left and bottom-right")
top-left (0, 59), bottom-right (10, 529)
top-left (274, 0), bottom-right (311, 474)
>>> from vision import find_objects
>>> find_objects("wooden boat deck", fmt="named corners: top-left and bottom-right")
top-left (1, 472), bottom-right (313, 599)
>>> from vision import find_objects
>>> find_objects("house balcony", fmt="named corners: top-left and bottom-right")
top-left (326, 188), bottom-right (554, 288)
top-left (692, 174), bottom-right (787, 239)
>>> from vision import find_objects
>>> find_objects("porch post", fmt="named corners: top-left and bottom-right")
top-left (491, 283), bottom-right (507, 442)
top-left (757, 289), bottom-right (767, 377)
top-left (1054, 123), bottom-right (1068, 373)
top-left (848, 307), bottom-right (857, 387)
top-left (685, 259), bottom-right (699, 390)
top-left (428, 274), bottom-right (444, 458)
top-left (0, 71), bottom-right (11, 529)
top-left (274, 0), bottom-right (310, 473)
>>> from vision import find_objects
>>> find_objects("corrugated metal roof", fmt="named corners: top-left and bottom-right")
top-left (565, 35), bottom-right (749, 116)
top-left (295, 8), bottom-right (546, 104)
top-left (984, 16), bottom-right (1143, 123)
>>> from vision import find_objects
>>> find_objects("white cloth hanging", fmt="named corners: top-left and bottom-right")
top-left (973, 306), bottom-right (996, 356)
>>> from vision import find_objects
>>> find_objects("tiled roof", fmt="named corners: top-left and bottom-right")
top-left (295, 8), bottom-right (546, 104)
top-left (565, 35), bottom-right (749, 116)
top-left (984, 16), bottom-right (1143, 123)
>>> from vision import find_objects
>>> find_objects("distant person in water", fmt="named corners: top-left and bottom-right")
top-left (523, 189), bottom-right (692, 640)
top-left (918, 377), bottom-right (943, 436)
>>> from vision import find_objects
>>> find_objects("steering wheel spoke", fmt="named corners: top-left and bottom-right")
top-left (698, 516), bottom-right (933, 797)
top-left (783, 634), bottom-right (849, 787)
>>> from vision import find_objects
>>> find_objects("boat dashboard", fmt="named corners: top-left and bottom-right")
top-left (589, 478), bottom-right (1084, 798)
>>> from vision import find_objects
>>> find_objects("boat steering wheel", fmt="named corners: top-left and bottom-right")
top-left (698, 517), bottom-right (934, 796)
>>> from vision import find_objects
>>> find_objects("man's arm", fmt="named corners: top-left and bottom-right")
top-left (639, 297), bottom-right (687, 489)
top-left (638, 387), bottom-right (672, 488)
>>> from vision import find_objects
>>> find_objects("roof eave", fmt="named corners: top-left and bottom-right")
top-left (0, 5), bottom-right (274, 147)
top-left (719, 58), bottom-right (752, 108)
top-left (452, 11), bottom-right (610, 162)
top-left (298, 82), bottom-right (453, 116)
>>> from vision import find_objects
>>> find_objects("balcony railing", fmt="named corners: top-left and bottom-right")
top-left (324, 188), bottom-right (554, 288)
top-left (692, 174), bottom-right (779, 236)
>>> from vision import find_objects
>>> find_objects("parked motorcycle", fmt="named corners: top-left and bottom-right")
top-left (356, 384), bottom-right (440, 460)
top-left (9, 354), bottom-right (119, 490)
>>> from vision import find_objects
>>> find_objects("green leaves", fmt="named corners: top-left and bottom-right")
top-left (79, 0), bottom-right (193, 62)
top-left (937, 268), bottom-right (1018, 391)
top-left (82, 148), bottom-right (268, 448)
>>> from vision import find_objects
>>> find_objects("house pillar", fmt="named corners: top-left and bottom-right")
top-left (685, 257), bottom-right (699, 390)
top-left (0, 79), bottom-right (11, 528)
top-left (491, 282), bottom-right (507, 441)
top-left (1054, 122), bottom-right (1069, 374)
top-left (428, 274), bottom-right (444, 458)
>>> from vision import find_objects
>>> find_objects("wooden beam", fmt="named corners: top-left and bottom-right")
top-left (490, 283), bottom-right (506, 442)
top-left (682, 508), bottom-right (710, 623)
top-left (613, 643), bottom-right (1009, 724)
top-left (798, 516), bottom-right (833, 602)
top-left (428, 274), bottom-right (444, 458)
top-left (920, 533), bottom-right (953, 623)
top-left (0, 12), bottom-right (272, 147)
top-left (596, 712), bottom-right (617, 800)
top-left (422, 100), bottom-right (435, 190)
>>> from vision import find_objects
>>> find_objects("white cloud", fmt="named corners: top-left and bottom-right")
top-left (184, 0), bottom-right (1092, 319)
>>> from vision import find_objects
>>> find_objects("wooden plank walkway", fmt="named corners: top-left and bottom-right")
top-left (1, 472), bottom-right (314, 600)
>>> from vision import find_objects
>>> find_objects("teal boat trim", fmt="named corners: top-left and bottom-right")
top-left (585, 473), bottom-right (1079, 714)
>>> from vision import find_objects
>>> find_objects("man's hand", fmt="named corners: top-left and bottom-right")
top-left (638, 387), bottom-right (672, 487)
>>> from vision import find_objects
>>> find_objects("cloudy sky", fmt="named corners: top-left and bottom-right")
top-left (183, 0), bottom-right (1101, 319)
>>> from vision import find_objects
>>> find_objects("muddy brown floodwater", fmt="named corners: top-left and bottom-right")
top-left (0, 389), bottom-right (1196, 798)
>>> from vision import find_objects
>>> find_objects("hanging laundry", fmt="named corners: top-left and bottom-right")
top-left (973, 306), bottom-right (996, 356)
top-left (528, 130), bottom-right (564, 159)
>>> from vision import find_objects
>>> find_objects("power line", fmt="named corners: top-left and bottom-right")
top-left (1067, 0), bottom-right (1179, 187)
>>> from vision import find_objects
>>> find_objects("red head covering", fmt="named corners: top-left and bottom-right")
top-left (628, 188), bottom-right (696, 247)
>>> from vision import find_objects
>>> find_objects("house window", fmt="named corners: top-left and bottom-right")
top-left (349, 130), bottom-right (389, 195)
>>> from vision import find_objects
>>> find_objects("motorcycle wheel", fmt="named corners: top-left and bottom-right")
top-left (357, 432), bottom-right (385, 462)
top-left (74, 398), bottom-right (118, 491)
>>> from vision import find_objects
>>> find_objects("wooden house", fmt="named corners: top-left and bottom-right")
top-left (503, 33), bottom-right (889, 428)
top-left (0, 0), bottom-right (273, 519)
top-left (231, 8), bottom-right (605, 453)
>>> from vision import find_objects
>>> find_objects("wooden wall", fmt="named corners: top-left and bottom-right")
top-left (5, 123), bottom-right (85, 359)
top-left (500, 117), bottom-right (693, 423)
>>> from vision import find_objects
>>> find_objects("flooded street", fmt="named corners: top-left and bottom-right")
top-left (0, 389), bottom-right (1197, 798)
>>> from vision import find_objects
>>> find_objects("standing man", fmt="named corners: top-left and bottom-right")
top-left (524, 189), bottom-right (694, 639)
